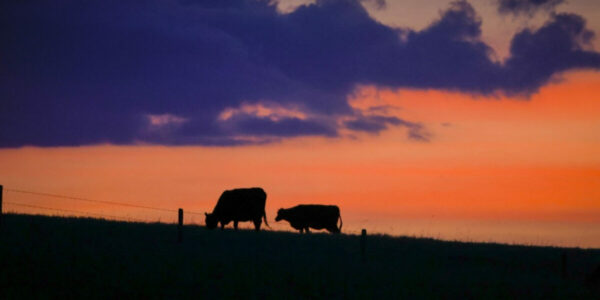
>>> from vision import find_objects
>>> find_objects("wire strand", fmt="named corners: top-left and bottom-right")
top-left (3, 201), bottom-right (148, 222)
top-left (5, 188), bottom-right (179, 213)
top-left (186, 210), bottom-right (205, 216)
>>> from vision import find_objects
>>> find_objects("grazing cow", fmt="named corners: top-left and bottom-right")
top-left (275, 204), bottom-right (342, 234)
top-left (205, 187), bottom-right (269, 231)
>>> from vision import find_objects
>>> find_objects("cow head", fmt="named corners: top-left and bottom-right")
top-left (205, 212), bottom-right (218, 229)
top-left (275, 208), bottom-right (285, 221)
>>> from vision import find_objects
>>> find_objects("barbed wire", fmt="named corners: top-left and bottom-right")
top-left (3, 201), bottom-right (148, 222)
top-left (5, 188), bottom-right (205, 215)
top-left (186, 211), bottom-right (205, 216)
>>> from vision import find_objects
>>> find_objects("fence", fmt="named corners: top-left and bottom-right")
top-left (0, 184), bottom-right (207, 241)
top-left (0, 184), bottom-right (578, 277)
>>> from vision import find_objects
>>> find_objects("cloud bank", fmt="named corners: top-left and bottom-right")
top-left (1, 0), bottom-right (599, 147)
top-left (497, 0), bottom-right (565, 16)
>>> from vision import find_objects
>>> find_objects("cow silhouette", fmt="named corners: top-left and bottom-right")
top-left (275, 204), bottom-right (342, 233)
top-left (205, 187), bottom-right (269, 231)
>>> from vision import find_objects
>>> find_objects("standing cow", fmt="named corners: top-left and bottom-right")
top-left (275, 204), bottom-right (342, 234)
top-left (205, 187), bottom-right (269, 231)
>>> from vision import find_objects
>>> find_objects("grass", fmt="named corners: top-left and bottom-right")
top-left (1, 213), bottom-right (599, 299)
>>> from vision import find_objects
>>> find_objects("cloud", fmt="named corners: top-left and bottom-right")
top-left (229, 116), bottom-right (337, 137)
top-left (497, 0), bottom-right (565, 16)
top-left (1, 0), bottom-right (599, 147)
top-left (147, 114), bottom-right (188, 127)
top-left (502, 13), bottom-right (600, 92)
top-left (344, 115), bottom-right (404, 133)
top-left (361, 0), bottom-right (386, 10)
top-left (218, 103), bottom-right (308, 122)
top-left (344, 115), bottom-right (429, 141)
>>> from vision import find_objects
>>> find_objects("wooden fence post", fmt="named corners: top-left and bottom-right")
top-left (0, 185), bottom-right (3, 228)
top-left (562, 251), bottom-right (567, 279)
top-left (361, 229), bottom-right (367, 262)
top-left (178, 208), bottom-right (183, 243)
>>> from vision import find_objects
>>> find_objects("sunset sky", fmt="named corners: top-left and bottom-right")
top-left (1, 0), bottom-right (599, 247)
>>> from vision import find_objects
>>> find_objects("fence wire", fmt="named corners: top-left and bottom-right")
top-left (4, 201), bottom-right (147, 222)
top-left (3, 187), bottom-right (206, 223)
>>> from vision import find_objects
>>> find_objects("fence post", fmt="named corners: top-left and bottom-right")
top-left (561, 251), bottom-right (567, 279)
top-left (361, 229), bottom-right (367, 262)
top-left (178, 208), bottom-right (183, 243)
top-left (0, 185), bottom-right (3, 228)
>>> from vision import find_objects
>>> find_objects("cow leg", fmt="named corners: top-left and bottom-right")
top-left (234, 221), bottom-right (238, 230)
top-left (253, 218), bottom-right (262, 231)
top-left (305, 227), bottom-right (310, 234)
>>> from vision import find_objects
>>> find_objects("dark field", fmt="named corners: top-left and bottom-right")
top-left (1, 214), bottom-right (599, 299)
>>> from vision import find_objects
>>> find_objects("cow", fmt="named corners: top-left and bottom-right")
top-left (275, 204), bottom-right (342, 234)
top-left (205, 187), bottom-right (269, 231)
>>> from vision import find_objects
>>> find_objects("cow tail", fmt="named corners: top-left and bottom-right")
top-left (338, 214), bottom-right (343, 232)
top-left (263, 210), bottom-right (271, 228)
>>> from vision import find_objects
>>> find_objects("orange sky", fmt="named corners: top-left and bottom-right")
top-left (1, 71), bottom-right (599, 248)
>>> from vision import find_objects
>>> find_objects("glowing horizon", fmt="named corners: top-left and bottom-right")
top-left (2, 70), bottom-right (599, 248)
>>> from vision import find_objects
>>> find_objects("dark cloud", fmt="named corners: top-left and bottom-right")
top-left (344, 115), bottom-right (403, 133)
top-left (503, 13), bottom-right (600, 92)
top-left (1, 0), bottom-right (599, 147)
top-left (361, 0), bottom-right (386, 10)
top-left (222, 113), bottom-right (338, 138)
top-left (497, 0), bottom-right (565, 16)
top-left (344, 115), bottom-right (429, 141)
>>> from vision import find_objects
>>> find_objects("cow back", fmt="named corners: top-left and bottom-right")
top-left (286, 204), bottom-right (339, 229)
top-left (213, 187), bottom-right (266, 222)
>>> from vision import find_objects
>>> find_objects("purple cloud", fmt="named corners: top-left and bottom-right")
top-left (1, 0), bottom-right (599, 147)
top-left (497, 0), bottom-right (565, 16)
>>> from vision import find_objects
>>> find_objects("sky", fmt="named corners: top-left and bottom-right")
top-left (1, 0), bottom-right (599, 247)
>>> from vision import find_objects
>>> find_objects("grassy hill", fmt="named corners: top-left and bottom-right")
top-left (1, 213), bottom-right (599, 299)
